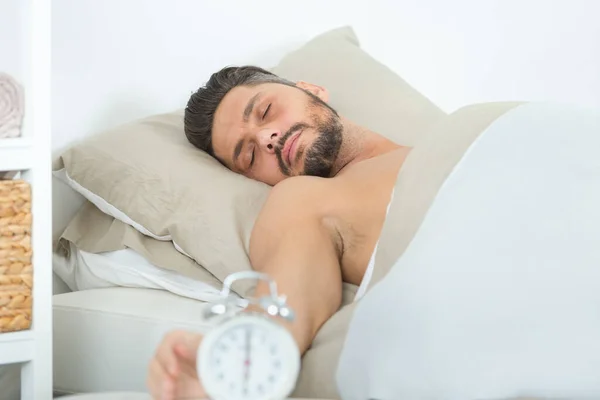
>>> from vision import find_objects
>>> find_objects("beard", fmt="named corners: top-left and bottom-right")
top-left (275, 94), bottom-right (343, 178)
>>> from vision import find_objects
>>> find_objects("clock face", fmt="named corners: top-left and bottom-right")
top-left (199, 315), bottom-right (300, 400)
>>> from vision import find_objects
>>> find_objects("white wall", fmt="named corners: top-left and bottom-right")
top-left (0, 0), bottom-right (27, 84)
top-left (51, 0), bottom-right (600, 234)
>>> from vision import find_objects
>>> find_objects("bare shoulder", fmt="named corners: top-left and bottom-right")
top-left (249, 176), bottom-right (341, 263)
top-left (260, 176), bottom-right (333, 222)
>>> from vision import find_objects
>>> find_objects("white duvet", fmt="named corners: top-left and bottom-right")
top-left (337, 103), bottom-right (600, 400)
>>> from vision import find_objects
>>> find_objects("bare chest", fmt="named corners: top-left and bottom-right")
top-left (324, 151), bottom-right (406, 285)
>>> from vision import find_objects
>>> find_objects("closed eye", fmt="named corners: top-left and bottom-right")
top-left (250, 147), bottom-right (255, 168)
top-left (262, 104), bottom-right (271, 120)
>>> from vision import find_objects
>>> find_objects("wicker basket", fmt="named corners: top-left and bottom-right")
top-left (0, 180), bottom-right (32, 333)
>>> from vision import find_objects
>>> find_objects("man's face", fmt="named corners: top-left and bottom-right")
top-left (211, 82), bottom-right (343, 186)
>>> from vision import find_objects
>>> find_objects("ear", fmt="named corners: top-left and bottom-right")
top-left (296, 81), bottom-right (330, 102)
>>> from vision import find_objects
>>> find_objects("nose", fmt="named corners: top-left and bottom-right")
top-left (257, 129), bottom-right (280, 153)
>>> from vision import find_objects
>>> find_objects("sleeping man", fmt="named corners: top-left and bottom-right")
top-left (148, 66), bottom-right (600, 399)
top-left (146, 65), bottom-right (410, 399)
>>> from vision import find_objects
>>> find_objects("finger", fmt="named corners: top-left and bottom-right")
top-left (173, 332), bottom-right (201, 363)
top-left (146, 359), bottom-right (159, 398)
top-left (174, 342), bottom-right (194, 362)
top-left (179, 359), bottom-right (200, 384)
top-left (156, 333), bottom-right (183, 376)
top-left (154, 362), bottom-right (176, 400)
top-left (147, 358), bottom-right (169, 400)
top-left (162, 376), bottom-right (175, 400)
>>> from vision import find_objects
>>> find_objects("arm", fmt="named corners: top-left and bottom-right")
top-left (248, 179), bottom-right (344, 354)
top-left (148, 179), bottom-right (342, 399)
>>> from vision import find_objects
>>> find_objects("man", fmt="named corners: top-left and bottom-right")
top-left (147, 66), bottom-right (411, 399)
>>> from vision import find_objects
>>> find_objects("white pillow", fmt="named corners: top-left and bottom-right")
top-left (54, 241), bottom-right (228, 303)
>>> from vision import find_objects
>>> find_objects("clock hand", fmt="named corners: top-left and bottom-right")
top-left (244, 327), bottom-right (250, 395)
top-left (248, 327), bottom-right (253, 380)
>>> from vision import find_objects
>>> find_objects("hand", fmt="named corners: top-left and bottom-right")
top-left (147, 330), bottom-right (206, 400)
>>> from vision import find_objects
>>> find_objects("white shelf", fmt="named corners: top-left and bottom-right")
top-left (0, 137), bottom-right (34, 171)
top-left (0, 0), bottom-right (53, 398)
top-left (0, 330), bottom-right (35, 364)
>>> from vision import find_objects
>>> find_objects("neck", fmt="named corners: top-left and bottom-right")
top-left (330, 117), bottom-right (403, 176)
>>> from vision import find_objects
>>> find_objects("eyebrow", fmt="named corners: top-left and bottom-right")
top-left (233, 92), bottom-right (262, 167)
top-left (243, 92), bottom-right (262, 123)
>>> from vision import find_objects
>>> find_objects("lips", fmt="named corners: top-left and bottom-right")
top-left (282, 131), bottom-right (302, 168)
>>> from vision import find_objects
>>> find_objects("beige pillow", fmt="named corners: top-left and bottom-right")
top-left (272, 26), bottom-right (444, 147)
top-left (58, 201), bottom-right (223, 289)
top-left (58, 201), bottom-right (360, 305)
top-left (56, 25), bottom-right (446, 296)
top-left (57, 109), bottom-right (268, 296)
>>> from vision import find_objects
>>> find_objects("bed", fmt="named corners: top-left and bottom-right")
top-left (47, 26), bottom-right (446, 398)
top-left (43, 25), bottom-right (600, 399)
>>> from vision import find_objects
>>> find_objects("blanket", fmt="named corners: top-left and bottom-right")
top-left (336, 102), bottom-right (600, 399)
top-left (293, 102), bottom-right (522, 398)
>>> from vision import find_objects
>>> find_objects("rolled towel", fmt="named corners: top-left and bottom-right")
top-left (0, 72), bottom-right (25, 139)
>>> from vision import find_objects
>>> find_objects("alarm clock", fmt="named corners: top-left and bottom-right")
top-left (197, 271), bottom-right (301, 400)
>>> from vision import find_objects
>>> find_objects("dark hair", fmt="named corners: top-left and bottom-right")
top-left (184, 66), bottom-right (294, 159)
